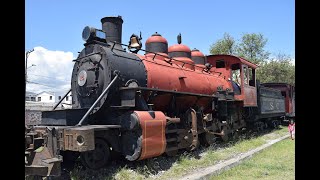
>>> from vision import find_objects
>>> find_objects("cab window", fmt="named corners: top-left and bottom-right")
top-left (231, 63), bottom-right (241, 95)
top-left (231, 63), bottom-right (241, 86)
top-left (243, 66), bottom-right (249, 85)
top-left (248, 67), bottom-right (255, 87)
top-left (216, 60), bottom-right (225, 68)
top-left (243, 65), bottom-right (255, 87)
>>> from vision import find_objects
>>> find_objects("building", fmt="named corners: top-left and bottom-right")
top-left (25, 91), bottom-right (55, 111)
top-left (25, 91), bottom-right (72, 111)
top-left (57, 92), bottom-right (72, 108)
top-left (26, 91), bottom-right (36, 101)
top-left (35, 91), bottom-right (55, 103)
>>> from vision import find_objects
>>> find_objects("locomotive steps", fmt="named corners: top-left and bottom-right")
top-left (68, 127), bottom-right (290, 180)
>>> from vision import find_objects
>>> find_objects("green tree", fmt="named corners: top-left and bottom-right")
top-left (209, 33), bottom-right (236, 55)
top-left (256, 53), bottom-right (295, 85)
top-left (209, 33), bottom-right (294, 85)
top-left (237, 33), bottom-right (270, 65)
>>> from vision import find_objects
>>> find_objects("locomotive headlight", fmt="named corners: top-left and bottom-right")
top-left (82, 26), bottom-right (106, 42)
top-left (82, 26), bottom-right (94, 41)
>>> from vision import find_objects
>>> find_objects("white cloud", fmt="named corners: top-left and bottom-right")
top-left (26, 47), bottom-right (75, 96)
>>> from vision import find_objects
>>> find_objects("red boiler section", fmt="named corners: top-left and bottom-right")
top-left (140, 57), bottom-right (231, 112)
top-left (143, 59), bottom-right (229, 94)
top-left (134, 34), bottom-right (232, 112)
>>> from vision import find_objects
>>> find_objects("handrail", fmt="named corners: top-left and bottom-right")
top-left (52, 89), bottom-right (71, 110)
top-left (109, 41), bottom-right (212, 72)
top-left (77, 71), bottom-right (120, 126)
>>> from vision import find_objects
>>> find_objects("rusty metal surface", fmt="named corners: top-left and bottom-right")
top-left (189, 108), bottom-right (199, 150)
top-left (62, 125), bottom-right (120, 151)
top-left (243, 85), bottom-right (257, 107)
top-left (166, 117), bottom-right (180, 124)
top-left (26, 147), bottom-right (62, 176)
top-left (25, 165), bottom-right (48, 176)
top-left (25, 126), bottom-right (63, 177)
top-left (63, 128), bottom-right (95, 152)
top-left (135, 111), bottom-right (167, 160)
top-left (25, 124), bottom-right (122, 176)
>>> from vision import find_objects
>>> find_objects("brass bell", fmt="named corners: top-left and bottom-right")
top-left (128, 33), bottom-right (142, 53)
top-left (129, 36), bottom-right (141, 49)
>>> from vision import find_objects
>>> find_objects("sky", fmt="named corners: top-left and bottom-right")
top-left (25, 0), bottom-right (295, 96)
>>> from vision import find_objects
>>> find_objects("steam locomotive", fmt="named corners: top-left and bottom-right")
top-left (25, 16), bottom-right (295, 177)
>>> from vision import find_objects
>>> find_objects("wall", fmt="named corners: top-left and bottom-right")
top-left (25, 102), bottom-right (72, 125)
top-left (36, 92), bottom-right (55, 103)
top-left (26, 102), bottom-right (55, 111)
top-left (25, 110), bottom-right (42, 125)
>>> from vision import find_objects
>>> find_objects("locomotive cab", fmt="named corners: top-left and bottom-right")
top-left (206, 55), bottom-right (258, 107)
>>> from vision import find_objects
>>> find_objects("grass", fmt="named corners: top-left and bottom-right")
top-left (68, 126), bottom-right (289, 180)
top-left (210, 136), bottom-right (295, 180)
top-left (156, 127), bottom-right (288, 180)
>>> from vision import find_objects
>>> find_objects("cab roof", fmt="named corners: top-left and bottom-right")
top-left (206, 54), bottom-right (258, 69)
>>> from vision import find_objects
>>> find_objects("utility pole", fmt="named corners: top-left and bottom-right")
top-left (25, 49), bottom-right (34, 99)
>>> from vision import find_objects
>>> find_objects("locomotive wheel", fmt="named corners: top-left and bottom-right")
top-left (221, 134), bottom-right (229, 142)
top-left (254, 122), bottom-right (263, 132)
top-left (271, 120), bottom-right (278, 129)
top-left (259, 122), bottom-right (265, 131)
top-left (80, 138), bottom-right (110, 170)
top-left (61, 151), bottom-right (80, 170)
top-left (62, 151), bottom-right (80, 162)
top-left (231, 131), bottom-right (240, 141)
top-left (220, 126), bottom-right (229, 142)
top-left (199, 132), bottom-right (217, 146)
top-left (165, 150), bottom-right (178, 156)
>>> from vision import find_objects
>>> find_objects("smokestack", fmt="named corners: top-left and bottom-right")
top-left (101, 16), bottom-right (123, 44)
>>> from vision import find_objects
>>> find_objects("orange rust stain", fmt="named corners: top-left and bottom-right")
top-left (135, 111), bottom-right (166, 160)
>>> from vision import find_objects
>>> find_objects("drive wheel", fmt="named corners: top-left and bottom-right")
top-left (272, 120), bottom-right (279, 129)
top-left (165, 149), bottom-right (178, 156)
top-left (80, 138), bottom-right (110, 170)
top-left (221, 134), bottom-right (229, 142)
top-left (199, 132), bottom-right (217, 146)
